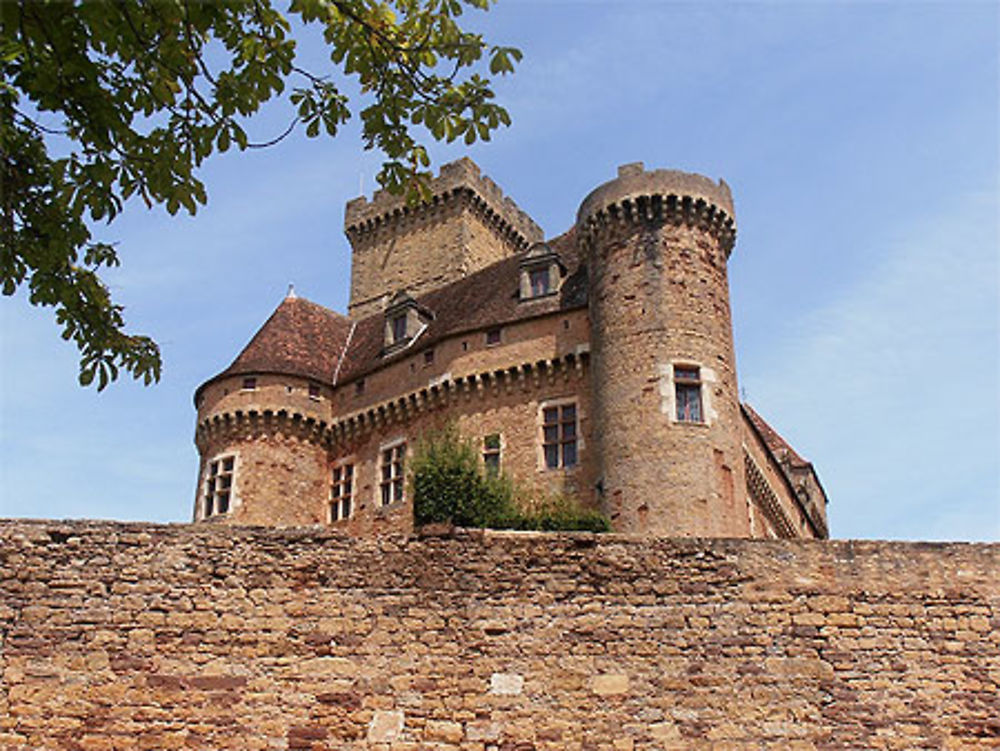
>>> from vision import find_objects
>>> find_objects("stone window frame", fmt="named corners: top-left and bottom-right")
top-left (519, 242), bottom-right (565, 302)
top-left (201, 452), bottom-right (238, 519)
top-left (330, 457), bottom-right (355, 522)
top-left (485, 327), bottom-right (502, 346)
top-left (537, 397), bottom-right (582, 471)
top-left (377, 437), bottom-right (407, 507)
top-left (241, 376), bottom-right (257, 391)
top-left (674, 365), bottom-right (704, 423)
top-left (308, 382), bottom-right (322, 401)
top-left (660, 360), bottom-right (716, 426)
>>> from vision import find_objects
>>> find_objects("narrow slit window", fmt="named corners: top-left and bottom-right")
top-left (391, 314), bottom-right (408, 343)
top-left (483, 434), bottom-right (502, 476)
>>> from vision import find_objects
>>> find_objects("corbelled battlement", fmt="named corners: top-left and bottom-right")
top-left (344, 157), bottom-right (542, 247)
top-left (577, 162), bottom-right (737, 255)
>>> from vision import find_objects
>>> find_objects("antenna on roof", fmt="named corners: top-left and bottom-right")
top-left (286, 283), bottom-right (297, 299)
top-left (740, 386), bottom-right (748, 403)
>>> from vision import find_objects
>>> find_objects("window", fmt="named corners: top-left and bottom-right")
top-left (423, 349), bottom-right (435, 366)
top-left (204, 455), bottom-right (235, 517)
top-left (355, 379), bottom-right (366, 396)
top-left (675, 365), bottom-right (703, 422)
top-left (529, 267), bottom-right (551, 297)
top-left (542, 403), bottom-right (578, 469)
top-left (519, 242), bottom-right (562, 301)
top-left (391, 314), bottom-right (408, 343)
top-left (483, 434), bottom-right (501, 476)
top-left (308, 383), bottom-right (321, 400)
top-left (485, 327), bottom-right (502, 346)
top-left (379, 442), bottom-right (406, 506)
top-left (241, 377), bottom-right (257, 391)
top-left (330, 463), bottom-right (354, 521)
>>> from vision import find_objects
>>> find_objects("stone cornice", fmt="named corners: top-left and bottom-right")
top-left (196, 351), bottom-right (589, 451)
top-left (744, 449), bottom-right (797, 539)
top-left (578, 192), bottom-right (736, 257)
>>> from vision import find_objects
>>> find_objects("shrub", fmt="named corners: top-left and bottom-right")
top-left (411, 425), bottom-right (515, 527)
top-left (411, 425), bottom-right (610, 533)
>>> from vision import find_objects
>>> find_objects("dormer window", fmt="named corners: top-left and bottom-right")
top-left (520, 242), bottom-right (564, 301)
top-left (391, 313), bottom-right (408, 344)
top-left (383, 290), bottom-right (432, 354)
top-left (530, 267), bottom-right (551, 297)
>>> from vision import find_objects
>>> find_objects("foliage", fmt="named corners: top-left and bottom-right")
top-left (1, 0), bottom-right (520, 389)
top-left (504, 494), bottom-right (611, 533)
top-left (410, 425), bottom-right (610, 533)
top-left (410, 424), bottom-right (512, 527)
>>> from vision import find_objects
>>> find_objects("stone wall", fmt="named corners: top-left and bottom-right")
top-left (1, 520), bottom-right (996, 750)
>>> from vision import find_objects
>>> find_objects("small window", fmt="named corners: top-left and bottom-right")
top-left (241, 377), bottom-right (257, 391)
top-left (485, 327), bottom-right (502, 346)
top-left (204, 455), bottom-right (236, 517)
top-left (330, 463), bottom-right (354, 522)
top-left (308, 383), bottom-right (321, 400)
top-left (483, 434), bottom-right (501, 476)
top-left (379, 442), bottom-right (406, 506)
top-left (530, 267), bottom-right (551, 297)
top-left (423, 349), bottom-right (435, 366)
top-left (391, 314), bottom-right (408, 343)
top-left (355, 379), bottom-right (366, 396)
top-left (675, 365), bottom-right (703, 423)
top-left (542, 403), bottom-right (578, 469)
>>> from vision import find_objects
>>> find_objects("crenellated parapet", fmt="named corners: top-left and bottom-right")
top-left (344, 157), bottom-right (543, 249)
top-left (345, 158), bottom-right (544, 318)
top-left (576, 163), bottom-right (736, 256)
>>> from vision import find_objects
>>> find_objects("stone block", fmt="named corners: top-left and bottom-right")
top-left (368, 710), bottom-right (405, 742)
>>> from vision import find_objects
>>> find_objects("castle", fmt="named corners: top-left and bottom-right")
top-left (193, 159), bottom-right (829, 538)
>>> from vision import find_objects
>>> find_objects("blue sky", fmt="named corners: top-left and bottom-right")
top-left (1, 1), bottom-right (997, 540)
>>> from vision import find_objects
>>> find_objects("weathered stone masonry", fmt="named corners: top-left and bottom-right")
top-left (1, 520), bottom-right (997, 750)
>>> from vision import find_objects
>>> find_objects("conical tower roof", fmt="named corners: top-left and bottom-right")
top-left (195, 294), bottom-right (352, 401)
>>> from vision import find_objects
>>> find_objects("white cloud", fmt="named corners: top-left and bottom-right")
top-left (743, 189), bottom-right (999, 540)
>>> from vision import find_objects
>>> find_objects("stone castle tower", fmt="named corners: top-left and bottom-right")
top-left (193, 159), bottom-right (828, 539)
top-left (579, 164), bottom-right (745, 535)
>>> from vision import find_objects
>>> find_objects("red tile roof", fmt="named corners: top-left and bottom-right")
top-left (742, 403), bottom-right (809, 468)
top-left (197, 229), bottom-right (586, 396)
top-left (196, 296), bottom-right (353, 399)
top-left (335, 229), bottom-right (586, 383)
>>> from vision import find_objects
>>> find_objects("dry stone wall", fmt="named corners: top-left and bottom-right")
top-left (1, 520), bottom-right (997, 750)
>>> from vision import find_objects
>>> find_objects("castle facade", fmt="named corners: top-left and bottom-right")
top-left (193, 159), bottom-right (828, 538)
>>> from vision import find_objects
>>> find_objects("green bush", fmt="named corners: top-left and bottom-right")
top-left (411, 425), bottom-right (610, 533)
top-left (411, 425), bottom-right (516, 528)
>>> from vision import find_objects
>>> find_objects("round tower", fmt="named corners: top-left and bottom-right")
top-left (578, 163), bottom-right (748, 537)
